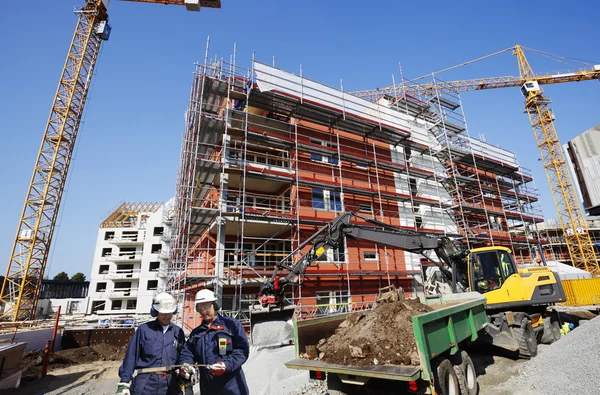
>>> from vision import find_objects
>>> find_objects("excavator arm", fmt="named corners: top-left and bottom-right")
top-left (249, 212), bottom-right (468, 347)
top-left (258, 212), bottom-right (467, 308)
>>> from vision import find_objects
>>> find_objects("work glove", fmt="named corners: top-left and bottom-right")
top-left (115, 382), bottom-right (130, 395)
top-left (177, 363), bottom-right (197, 386)
top-left (208, 362), bottom-right (226, 376)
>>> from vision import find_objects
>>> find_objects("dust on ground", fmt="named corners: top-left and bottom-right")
top-left (246, 345), bottom-right (309, 395)
top-left (5, 360), bottom-right (122, 395)
top-left (20, 344), bottom-right (127, 384)
top-left (467, 345), bottom-right (534, 395)
top-left (308, 299), bottom-right (432, 367)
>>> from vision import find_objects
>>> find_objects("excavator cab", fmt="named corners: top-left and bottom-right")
top-left (469, 248), bottom-right (517, 294)
top-left (467, 246), bottom-right (566, 309)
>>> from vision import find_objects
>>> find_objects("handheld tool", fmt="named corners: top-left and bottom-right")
top-left (136, 363), bottom-right (207, 374)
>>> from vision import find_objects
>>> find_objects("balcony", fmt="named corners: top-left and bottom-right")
top-left (109, 237), bottom-right (144, 246)
top-left (105, 288), bottom-right (138, 298)
top-left (105, 253), bottom-right (142, 263)
top-left (104, 269), bottom-right (141, 280)
top-left (160, 233), bottom-right (172, 244)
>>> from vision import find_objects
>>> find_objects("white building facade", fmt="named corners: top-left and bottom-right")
top-left (87, 200), bottom-right (173, 315)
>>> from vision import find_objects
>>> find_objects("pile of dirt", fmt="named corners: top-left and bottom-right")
top-left (21, 344), bottom-right (127, 382)
top-left (307, 299), bottom-right (432, 367)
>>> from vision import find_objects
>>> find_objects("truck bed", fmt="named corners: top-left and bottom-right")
top-left (285, 358), bottom-right (422, 381)
top-left (287, 292), bottom-right (488, 382)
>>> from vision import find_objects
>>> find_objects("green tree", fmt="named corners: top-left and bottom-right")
top-left (53, 272), bottom-right (69, 280)
top-left (71, 272), bottom-right (86, 281)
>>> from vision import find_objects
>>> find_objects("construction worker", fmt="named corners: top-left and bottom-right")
top-left (116, 292), bottom-right (186, 395)
top-left (178, 289), bottom-right (250, 395)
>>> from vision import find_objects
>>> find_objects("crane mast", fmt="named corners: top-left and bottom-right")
top-left (513, 46), bottom-right (599, 276)
top-left (1, 1), bottom-right (109, 321)
top-left (1, 0), bottom-right (221, 321)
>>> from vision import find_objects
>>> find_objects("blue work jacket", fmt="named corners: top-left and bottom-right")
top-left (119, 320), bottom-right (186, 395)
top-left (179, 314), bottom-right (249, 395)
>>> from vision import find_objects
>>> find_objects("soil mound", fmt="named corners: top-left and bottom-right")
top-left (20, 344), bottom-right (127, 382)
top-left (314, 299), bottom-right (432, 367)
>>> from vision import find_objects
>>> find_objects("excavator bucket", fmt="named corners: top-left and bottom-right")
top-left (376, 285), bottom-right (403, 304)
top-left (249, 304), bottom-right (296, 349)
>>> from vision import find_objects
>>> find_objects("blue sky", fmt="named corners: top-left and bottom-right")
top-left (0, 1), bottom-right (599, 278)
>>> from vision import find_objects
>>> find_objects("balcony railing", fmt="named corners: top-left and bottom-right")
top-left (105, 253), bottom-right (143, 262)
top-left (295, 300), bottom-right (375, 320)
top-left (105, 288), bottom-right (139, 298)
top-left (109, 237), bottom-right (144, 245)
top-left (103, 269), bottom-right (141, 279)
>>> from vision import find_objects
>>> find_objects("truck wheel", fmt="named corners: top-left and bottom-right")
top-left (540, 319), bottom-right (561, 344)
top-left (452, 350), bottom-right (478, 395)
top-left (512, 318), bottom-right (538, 358)
top-left (434, 358), bottom-right (461, 395)
top-left (550, 320), bottom-right (561, 341)
top-left (326, 373), bottom-right (354, 395)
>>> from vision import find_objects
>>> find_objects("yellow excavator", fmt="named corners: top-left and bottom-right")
top-left (251, 212), bottom-right (566, 358)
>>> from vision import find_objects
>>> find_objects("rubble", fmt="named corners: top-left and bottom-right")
top-left (308, 299), bottom-right (432, 367)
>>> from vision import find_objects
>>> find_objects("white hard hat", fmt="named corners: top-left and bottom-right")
top-left (152, 292), bottom-right (177, 314)
top-left (195, 289), bottom-right (217, 307)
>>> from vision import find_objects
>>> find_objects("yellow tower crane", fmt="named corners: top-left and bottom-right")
top-left (1, 0), bottom-right (221, 322)
top-left (353, 45), bottom-right (600, 276)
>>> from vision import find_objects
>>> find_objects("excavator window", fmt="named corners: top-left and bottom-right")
top-left (471, 251), bottom-right (506, 294)
top-left (498, 250), bottom-right (517, 278)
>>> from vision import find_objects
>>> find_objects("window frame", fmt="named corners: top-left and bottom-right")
top-left (363, 251), bottom-right (378, 261)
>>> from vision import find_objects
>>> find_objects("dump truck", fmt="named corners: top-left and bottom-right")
top-left (285, 292), bottom-right (488, 395)
top-left (250, 212), bottom-right (566, 358)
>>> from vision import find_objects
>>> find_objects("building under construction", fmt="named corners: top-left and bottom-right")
top-left (167, 53), bottom-right (543, 330)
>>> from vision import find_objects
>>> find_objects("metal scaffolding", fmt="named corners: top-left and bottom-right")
top-left (167, 45), bottom-right (545, 330)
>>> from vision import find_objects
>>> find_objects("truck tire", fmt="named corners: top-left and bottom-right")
top-left (433, 358), bottom-right (461, 395)
top-left (452, 350), bottom-right (478, 395)
top-left (540, 319), bottom-right (561, 344)
top-left (326, 373), bottom-right (355, 395)
top-left (512, 318), bottom-right (538, 358)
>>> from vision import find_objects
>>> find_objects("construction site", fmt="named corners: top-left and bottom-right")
top-left (2, 1), bottom-right (600, 395)
top-left (168, 53), bottom-right (546, 329)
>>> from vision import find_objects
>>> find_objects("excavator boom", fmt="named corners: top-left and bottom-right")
top-left (249, 212), bottom-right (467, 345)
top-left (250, 212), bottom-right (567, 357)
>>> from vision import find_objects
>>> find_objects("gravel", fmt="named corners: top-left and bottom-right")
top-left (245, 344), bottom-right (310, 395)
top-left (251, 319), bottom-right (294, 348)
top-left (500, 316), bottom-right (600, 394)
top-left (288, 379), bottom-right (328, 395)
